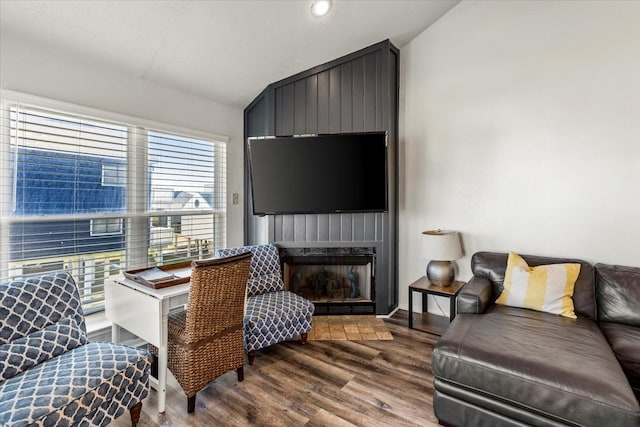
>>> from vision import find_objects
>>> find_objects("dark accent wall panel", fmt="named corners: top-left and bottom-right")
top-left (341, 214), bottom-right (353, 241)
top-left (318, 214), bottom-right (330, 241)
top-left (328, 216), bottom-right (339, 242)
top-left (328, 66), bottom-right (341, 134)
top-left (243, 90), bottom-right (272, 241)
top-left (305, 76), bottom-right (318, 134)
top-left (364, 214), bottom-right (377, 242)
top-left (353, 213), bottom-right (365, 241)
top-left (294, 80), bottom-right (306, 135)
top-left (340, 62), bottom-right (352, 133)
top-left (305, 214), bottom-right (318, 242)
top-left (317, 70), bottom-right (330, 133)
top-left (243, 40), bottom-right (399, 315)
top-left (293, 214), bottom-right (306, 242)
top-left (282, 215), bottom-right (294, 242)
top-left (364, 52), bottom-right (378, 130)
top-left (351, 56), bottom-right (364, 133)
top-left (246, 95), bottom-right (268, 137)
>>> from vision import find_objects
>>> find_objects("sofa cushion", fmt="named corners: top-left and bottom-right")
top-left (600, 321), bottom-right (640, 392)
top-left (0, 342), bottom-right (151, 426)
top-left (0, 317), bottom-right (87, 382)
top-left (432, 305), bottom-right (640, 426)
top-left (472, 252), bottom-right (596, 319)
top-left (0, 272), bottom-right (85, 344)
top-left (496, 252), bottom-right (580, 318)
top-left (596, 263), bottom-right (640, 327)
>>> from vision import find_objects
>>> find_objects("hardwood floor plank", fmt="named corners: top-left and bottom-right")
top-left (260, 343), bottom-right (356, 388)
top-left (306, 409), bottom-right (358, 427)
top-left (111, 310), bottom-right (440, 427)
top-left (341, 376), bottom-right (437, 426)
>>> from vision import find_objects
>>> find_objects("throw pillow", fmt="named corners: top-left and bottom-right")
top-left (495, 252), bottom-right (581, 319)
top-left (0, 317), bottom-right (88, 382)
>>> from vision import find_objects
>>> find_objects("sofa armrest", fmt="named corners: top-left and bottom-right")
top-left (457, 277), bottom-right (494, 314)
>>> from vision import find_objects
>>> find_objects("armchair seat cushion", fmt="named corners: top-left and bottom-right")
top-left (433, 305), bottom-right (639, 426)
top-left (0, 342), bottom-right (151, 426)
top-left (244, 290), bottom-right (314, 352)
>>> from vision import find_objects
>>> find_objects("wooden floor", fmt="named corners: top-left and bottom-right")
top-left (113, 310), bottom-right (440, 427)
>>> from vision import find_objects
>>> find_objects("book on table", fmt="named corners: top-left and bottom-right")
top-left (135, 267), bottom-right (176, 283)
top-left (124, 260), bottom-right (193, 289)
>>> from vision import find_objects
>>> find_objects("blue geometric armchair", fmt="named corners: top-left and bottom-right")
top-left (0, 272), bottom-right (151, 426)
top-left (217, 244), bottom-right (315, 364)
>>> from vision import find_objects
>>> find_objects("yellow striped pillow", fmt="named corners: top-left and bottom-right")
top-left (495, 252), bottom-right (581, 319)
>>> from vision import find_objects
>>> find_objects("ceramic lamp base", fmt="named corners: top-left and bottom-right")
top-left (426, 260), bottom-right (455, 287)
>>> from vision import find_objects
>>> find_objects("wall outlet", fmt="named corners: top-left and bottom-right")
top-left (232, 193), bottom-right (239, 205)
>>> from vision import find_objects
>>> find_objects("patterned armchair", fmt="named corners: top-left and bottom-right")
top-left (217, 244), bottom-right (314, 364)
top-left (0, 272), bottom-right (151, 426)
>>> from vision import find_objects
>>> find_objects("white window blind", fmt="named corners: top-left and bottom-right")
top-left (0, 99), bottom-right (227, 314)
top-left (145, 130), bottom-right (227, 265)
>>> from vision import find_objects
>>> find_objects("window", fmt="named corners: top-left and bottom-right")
top-left (1, 95), bottom-right (227, 314)
top-left (91, 218), bottom-right (124, 236)
top-left (102, 164), bottom-right (126, 187)
top-left (146, 131), bottom-right (226, 264)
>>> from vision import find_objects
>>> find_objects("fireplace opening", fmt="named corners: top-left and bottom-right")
top-left (280, 247), bottom-right (375, 315)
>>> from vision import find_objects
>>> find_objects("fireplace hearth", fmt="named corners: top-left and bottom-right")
top-left (279, 247), bottom-right (375, 315)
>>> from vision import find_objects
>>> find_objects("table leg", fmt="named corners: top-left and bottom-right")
top-left (157, 301), bottom-right (169, 413)
top-left (408, 288), bottom-right (413, 329)
top-left (449, 295), bottom-right (456, 322)
top-left (422, 291), bottom-right (429, 313)
top-left (111, 323), bottom-right (121, 343)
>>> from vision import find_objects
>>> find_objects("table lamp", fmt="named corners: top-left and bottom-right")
top-left (420, 230), bottom-right (462, 287)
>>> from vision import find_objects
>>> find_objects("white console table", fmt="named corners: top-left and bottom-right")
top-left (105, 273), bottom-right (190, 413)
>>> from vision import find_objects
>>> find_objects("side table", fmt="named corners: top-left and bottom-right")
top-left (408, 277), bottom-right (464, 336)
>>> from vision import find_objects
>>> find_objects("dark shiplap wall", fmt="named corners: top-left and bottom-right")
top-left (275, 51), bottom-right (382, 135)
top-left (244, 40), bottom-right (399, 314)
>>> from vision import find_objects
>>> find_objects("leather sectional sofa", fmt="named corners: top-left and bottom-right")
top-left (432, 252), bottom-right (640, 427)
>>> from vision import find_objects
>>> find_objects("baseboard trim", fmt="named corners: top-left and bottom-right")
top-left (377, 306), bottom-right (399, 319)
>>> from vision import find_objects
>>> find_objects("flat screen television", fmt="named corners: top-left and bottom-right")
top-left (247, 132), bottom-right (388, 215)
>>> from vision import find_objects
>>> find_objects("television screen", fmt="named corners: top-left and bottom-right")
top-left (248, 132), bottom-right (388, 215)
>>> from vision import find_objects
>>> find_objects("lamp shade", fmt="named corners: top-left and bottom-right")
top-left (420, 230), bottom-right (462, 261)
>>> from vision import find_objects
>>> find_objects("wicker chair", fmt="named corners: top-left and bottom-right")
top-left (166, 252), bottom-right (252, 413)
top-left (216, 244), bottom-right (315, 365)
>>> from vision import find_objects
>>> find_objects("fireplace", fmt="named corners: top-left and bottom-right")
top-left (279, 247), bottom-right (375, 315)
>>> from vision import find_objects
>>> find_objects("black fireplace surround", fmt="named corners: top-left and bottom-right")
top-left (279, 247), bottom-right (376, 315)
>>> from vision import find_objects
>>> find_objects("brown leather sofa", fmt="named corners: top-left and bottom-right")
top-left (432, 252), bottom-right (640, 427)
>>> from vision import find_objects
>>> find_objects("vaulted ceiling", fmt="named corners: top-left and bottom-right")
top-left (0, 0), bottom-right (459, 108)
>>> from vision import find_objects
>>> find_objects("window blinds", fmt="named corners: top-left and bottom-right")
top-left (0, 100), bottom-right (227, 314)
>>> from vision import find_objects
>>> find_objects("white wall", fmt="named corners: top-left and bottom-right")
top-left (399, 0), bottom-right (640, 315)
top-left (0, 34), bottom-right (245, 247)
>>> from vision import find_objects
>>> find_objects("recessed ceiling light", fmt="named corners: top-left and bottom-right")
top-left (310, 0), bottom-right (332, 18)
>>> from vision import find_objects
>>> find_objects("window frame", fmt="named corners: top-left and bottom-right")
top-left (90, 218), bottom-right (124, 236)
top-left (0, 90), bottom-right (229, 314)
top-left (101, 164), bottom-right (127, 187)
